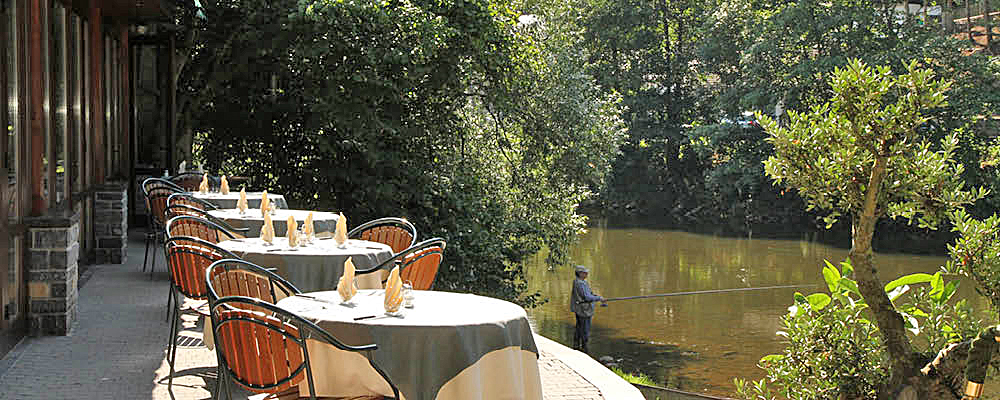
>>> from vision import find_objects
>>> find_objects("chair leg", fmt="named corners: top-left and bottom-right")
top-left (149, 237), bottom-right (159, 280)
top-left (168, 290), bottom-right (180, 391)
top-left (165, 281), bottom-right (174, 322)
top-left (143, 232), bottom-right (152, 272)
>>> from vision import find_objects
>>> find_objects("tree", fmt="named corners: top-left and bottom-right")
top-left (760, 59), bottom-right (985, 397)
top-left (176, 0), bottom-right (625, 304)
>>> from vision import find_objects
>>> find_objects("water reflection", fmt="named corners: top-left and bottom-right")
top-left (524, 224), bottom-right (988, 396)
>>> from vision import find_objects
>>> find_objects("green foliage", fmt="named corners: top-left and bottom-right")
top-left (948, 208), bottom-right (1000, 316)
top-left (761, 59), bottom-right (985, 230)
top-left (610, 366), bottom-right (658, 386)
top-left (180, 0), bottom-right (624, 305)
top-left (736, 260), bottom-right (980, 400)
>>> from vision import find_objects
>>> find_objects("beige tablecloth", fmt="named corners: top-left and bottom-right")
top-left (208, 209), bottom-right (338, 238)
top-left (276, 290), bottom-right (542, 400)
top-left (189, 191), bottom-right (288, 210)
top-left (217, 238), bottom-right (393, 293)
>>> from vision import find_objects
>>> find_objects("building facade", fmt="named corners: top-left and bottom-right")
top-left (2, 0), bottom-right (173, 357)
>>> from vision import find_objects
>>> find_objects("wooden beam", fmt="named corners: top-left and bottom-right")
top-left (29, 0), bottom-right (48, 215)
top-left (120, 26), bottom-right (130, 181)
top-left (89, 3), bottom-right (103, 184)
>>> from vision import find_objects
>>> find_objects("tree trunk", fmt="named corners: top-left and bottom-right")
top-left (848, 155), bottom-right (918, 396)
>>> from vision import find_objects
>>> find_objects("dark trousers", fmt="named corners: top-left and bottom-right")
top-left (574, 315), bottom-right (592, 353)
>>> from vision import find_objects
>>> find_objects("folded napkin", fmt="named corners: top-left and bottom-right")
top-left (384, 266), bottom-right (404, 313)
top-left (220, 176), bottom-right (230, 195)
top-left (261, 212), bottom-right (275, 244)
top-left (198, 173), bottom-right (209, 194)
top-left (338, 257), bottom-right (358, 302)
top-left (286, 215), bottom-right (299, 247)
top-left (179, 160), bottom-right (187, 173)
top-left (303, 212), bottom-right (315, 237)
top-left (334, 212), bottom-right (348, 246)
top-left (260, 190), bottom-right (270, 217)
top-left (237, 188), bottom-right (248, 213)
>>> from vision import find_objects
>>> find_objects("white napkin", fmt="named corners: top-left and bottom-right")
top-left (338, 257), bottom-right (358, 302)
top-left (260, 190), bottom-right (270, 217)
top-left (286, 215), bottom-right (299, 247)
top-left (237, 188), bottom-right (248, 213)
top-left (198, 173), bottom-right (209, 194)
top-left (220, 176), bottom-right (230, 195)
top-left (179, 160), bottom-right (187, 173)
top-left (334, 212), bottom-right (348, 246)
top-left (384, 266), bottom-right (404, 313)
top-left (261, 213), bottom-right (275, 244)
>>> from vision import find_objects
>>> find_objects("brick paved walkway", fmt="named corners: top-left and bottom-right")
top-left (0, 231), bottom-right (638, 400)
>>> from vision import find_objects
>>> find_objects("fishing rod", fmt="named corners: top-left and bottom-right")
top-left (577, 284), bottom-right (819, 304)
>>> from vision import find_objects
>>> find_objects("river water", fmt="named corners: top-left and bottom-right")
top-left (523, 223), bottom-right (990, 397)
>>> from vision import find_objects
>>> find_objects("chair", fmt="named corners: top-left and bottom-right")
top-left (347, 217), bottom-right (417, 254)
top-left (356, 238), bottom-right (446, 290)
top-left (142, 179), bottom-right (184, 277)
top-left (165, 205), bottom-right (250, 237)
top-left (209, 296), bottom-right (400, 400)
top-left (169, 171), bottom-right (215, 192)
top-left (166, 215), bottom-right (243, 243)
top-left (163, 237), bottom-right (239, 390)
top-left (167, 192), bottom-right (219, 211)
top-left (206, 259), bottom-right (301, 304)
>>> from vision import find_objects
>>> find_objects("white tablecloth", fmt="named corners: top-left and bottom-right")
top-left (217, 238), bottom-right (393, 292)
top-left (276, 290), bottom-right (542, 400)
top-left (189, 191), bottom-right (288, 210)
top-left (208, 209), bottom-right (339, 238)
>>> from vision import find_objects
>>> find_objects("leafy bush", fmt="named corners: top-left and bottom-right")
top-left (735, 260), bottom-right (980, 400)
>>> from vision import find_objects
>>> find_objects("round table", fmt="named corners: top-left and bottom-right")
top-left (217, 238), bottom-right (393, 293)
top-left (277, 290), bottom-right (542, 400)
top-left (189, 191), bottom-right (288, 210)
top-left (208, 209), bottom-right (339, 238)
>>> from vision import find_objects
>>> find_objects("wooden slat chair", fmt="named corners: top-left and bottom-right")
top-left (347, 217), bottom-right (417, 254)
top-left (356, 238), bottom-right (446, 290)
top-left (166, 215), bottom-right (243, 244)
top-left (163, 236), bottom-right (240, 390)
top-left (206, 259), bottom-right (301, 306)
top-left (169, 171), bottom-right (216, 192)
top-left (167, 192), bottom-right (219, 211)
top-left (142, 180), bottom-right (184, 277)
top-left (210, 297), bottom-right (399, 400)
top-left (165, 205), bottom-right (250, 237)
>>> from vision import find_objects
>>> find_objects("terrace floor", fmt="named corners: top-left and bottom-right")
top-left (0, 230), bottom-right (642, 400)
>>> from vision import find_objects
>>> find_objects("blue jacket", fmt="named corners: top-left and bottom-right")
top-left (570, 278), bottom-right (602, 317)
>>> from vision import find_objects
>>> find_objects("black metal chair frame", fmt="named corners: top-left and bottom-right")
top-left (166, 192), bottom-right (219, 211)
top-left (164, 205), bottom-right (249, 236)
top-left (347, 217), bottom-right (418, 246)
top-left (169, 171), bottom-right (219, 191)
top-left (165, 215), bottom-right (241, 243)
top-left (355, 237), bottom-right (447, 288)
top-left (162, 236), bottom-right (239, 391)
top-left (141, 181), bottom-right (183, 278)
top-left (209, 296), bottom-right (400, 400)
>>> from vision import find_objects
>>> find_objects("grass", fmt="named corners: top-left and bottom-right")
top-left (610, 366), bottom-right (658, 386)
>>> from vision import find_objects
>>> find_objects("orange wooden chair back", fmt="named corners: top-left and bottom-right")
top-left (167, 216), bottom-right (238, 243)
top-left (207, 261), bottom-right (298, 305)
top-left (146, 188), bottom-right (178, 230)
top-left (400, 245), bottom-right (444, 290)
top-left (164, 238), bottom-right (235, 300)
top-left (167, 193), bottom-right (215, 211)
top-left (358, 225), bottom-right (414, 254)
top-left (214, 307), bottom-right (306, 393)
top-left (170, 173), bottom-right (204, 191)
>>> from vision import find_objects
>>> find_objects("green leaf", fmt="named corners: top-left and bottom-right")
top-left (822, 260), bottom-right (841, 293)
top-left (884, 273), bottom-right (933, 293)
top-left (760, 354), bottom-right (784, 363)
top-left (838, 278), bottom-right (861, 297)
top-left (941, 280), bottom-right (961, 302)
top-left (887, 284), bottom-right (909, 302)
top-left (806, 293), bottom-right (831, 310)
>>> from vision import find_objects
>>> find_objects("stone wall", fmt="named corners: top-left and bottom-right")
top-left (25, 212), bottom-right (80, 336)
top-left (94, 183), bottom-right (128, 264)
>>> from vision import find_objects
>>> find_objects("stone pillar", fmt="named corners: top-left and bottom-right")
top-left (94, 182), bottom-right (128, 264)
top-left (25, 211), bottom-right (80, 336)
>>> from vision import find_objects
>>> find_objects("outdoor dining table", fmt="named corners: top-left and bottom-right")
top-left (276, 289), bottom-right (543, 400)
top-left (216, 237), bottom-right (394, 292)
top-left (208, 209), bottom-right (339, 238)
top-left (189, 191), bottom-right (289, 210)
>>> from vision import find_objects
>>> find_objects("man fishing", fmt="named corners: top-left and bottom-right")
top-left (570, 265), bottom-right (604, 353)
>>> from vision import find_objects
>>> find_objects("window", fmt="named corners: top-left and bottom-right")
top-left (50, 2), bottom-right (66, 206)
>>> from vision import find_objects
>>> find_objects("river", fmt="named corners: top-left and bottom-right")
top-left (523, 222), bottom-right (990, 397)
